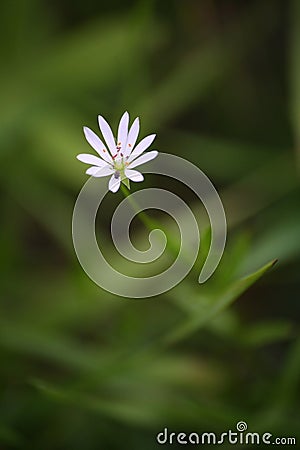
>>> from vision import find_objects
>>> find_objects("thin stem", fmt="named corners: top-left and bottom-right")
top-left (120, 184), bottom-right (155, 229)
top-left (120, 184), bottom-right (196, 270)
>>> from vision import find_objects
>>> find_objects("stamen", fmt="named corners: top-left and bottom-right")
top-left (114, 171), bottom-right (120, 179)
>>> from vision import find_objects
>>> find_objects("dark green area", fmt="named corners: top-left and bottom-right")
top-left (0, 1), bottom-right (299, 449)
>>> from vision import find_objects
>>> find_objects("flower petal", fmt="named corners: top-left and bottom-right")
top-left (127, 134), bottom-right (156, 161)
top-left (117, 111), bottom-right (129, 154)
top-left (86, 166), bottom-right (114, 177)
top-left (108, 174), bottom-right (121, 193)
top-left (124, 169), bottom-right (144, 182)
top-left (129, 151), bottom-right (158, 169)
top-left (98, 115), bottom-right (116, 155)
top-left (77, 153), bottom-right (109, 167)
top-left (123, 117), bottom-right (139, 157)
top-left (83, 127), bottom-right (112, 163)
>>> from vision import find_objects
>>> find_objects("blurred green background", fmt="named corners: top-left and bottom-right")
top-left (1, 0), bottom-right (300, 449)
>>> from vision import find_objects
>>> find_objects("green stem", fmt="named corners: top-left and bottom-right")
top-left (120, 184), bottom-right (155, 229)
top-left (120, 184), bottom-right (196, 269)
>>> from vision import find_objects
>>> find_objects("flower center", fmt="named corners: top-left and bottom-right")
top-left (114, 161), bottom-right (124, 171)
top-left (112, 141), bottom-right (129, 172)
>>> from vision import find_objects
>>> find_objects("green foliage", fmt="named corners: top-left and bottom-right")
top-left (0, 1), bottom-right (299, 449)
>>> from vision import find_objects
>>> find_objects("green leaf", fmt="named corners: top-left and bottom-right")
top-left (163, 260), bottom-right (278, 345)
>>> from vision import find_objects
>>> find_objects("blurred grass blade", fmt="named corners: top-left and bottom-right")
top-left (274, 336), bottom-right (300, 409)
top-left (137, 2), bottom-right (279, 126)
top-left (163, 260), bottom-right (277, 345)
top-left (289, 0), bottom-right (300, 164)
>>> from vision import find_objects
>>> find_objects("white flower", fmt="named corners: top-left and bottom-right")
top-left (77, 112), bottom-right (158, 193)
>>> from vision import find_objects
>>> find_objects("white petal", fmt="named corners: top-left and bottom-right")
top-left (83, 127), bottom-right (112, 163)
top-left (86, 166), bottom-right (114, 177)
top-left (123, 117), bottom-right (139, 157)
top-left (77, 153), bottom-right (109, 167)
top-left (127, 134), bottom-right (156, 161)
top-left (117, 112), bottom-right (129, 153)
top-left (108, 174), bottom-right (121, 193)
top-left (129, 151), bottom-right (158, 169)
top-left (124, 169), bottom-right (144, 182)
top-left (98, 115), bottom-right (116, 155)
